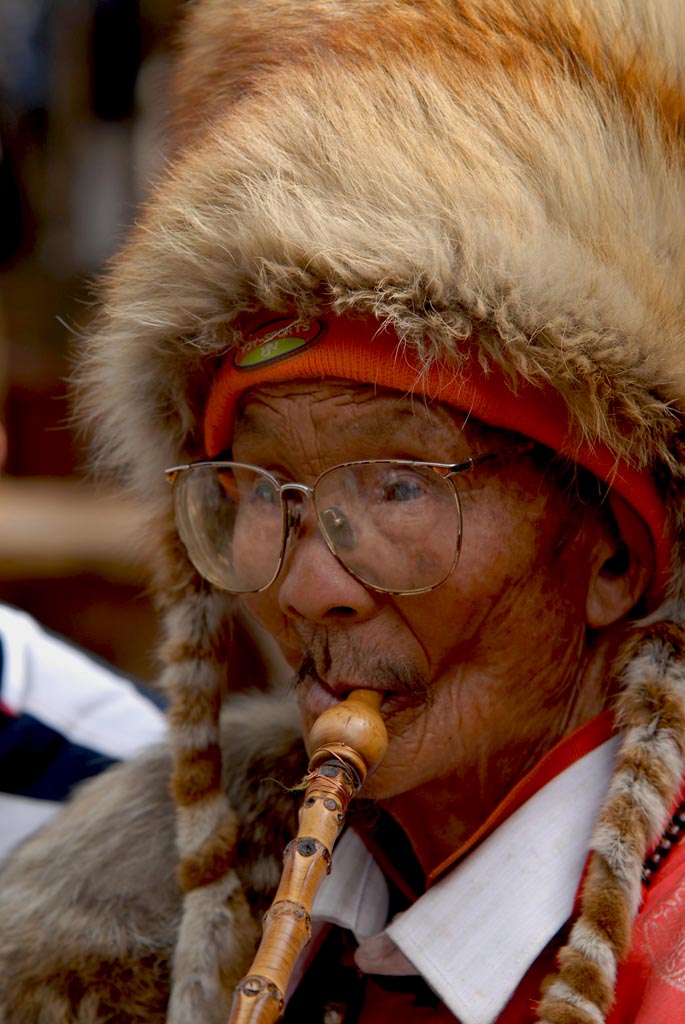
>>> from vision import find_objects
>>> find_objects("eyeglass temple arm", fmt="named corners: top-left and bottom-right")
top-left (447, 441), bottom-right (536, 476)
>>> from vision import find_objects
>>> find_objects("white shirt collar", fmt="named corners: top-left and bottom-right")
top-left (312, 733), bottom-right (619, 1024)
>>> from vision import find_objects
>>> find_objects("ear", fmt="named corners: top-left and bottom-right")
top-left (585, 493), bottom-right (654, 628)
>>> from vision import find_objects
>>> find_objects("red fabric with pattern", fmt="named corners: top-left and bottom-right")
top-left (607, 839), bottom-right (685, 1022)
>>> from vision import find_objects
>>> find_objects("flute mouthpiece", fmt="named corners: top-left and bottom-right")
top-left (307, 688), bottom-right (388, 780)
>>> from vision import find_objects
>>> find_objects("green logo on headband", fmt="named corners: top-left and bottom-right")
top-left (235, 335), bottom-right (309, 367)
top-left (234, 317), bottom-right (325, 370)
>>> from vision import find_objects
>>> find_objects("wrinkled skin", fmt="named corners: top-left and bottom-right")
top-left (235, 380), bottom-right (641, 871)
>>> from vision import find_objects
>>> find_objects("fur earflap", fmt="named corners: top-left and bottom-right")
top-left (539, 621), bottom-right (685, 1022)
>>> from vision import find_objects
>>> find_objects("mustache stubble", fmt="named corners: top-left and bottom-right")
top-left (290, 631), bottom-right (435, 706)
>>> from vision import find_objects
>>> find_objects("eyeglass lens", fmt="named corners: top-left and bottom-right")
top-left (173, 462), bottom-right (462, 594)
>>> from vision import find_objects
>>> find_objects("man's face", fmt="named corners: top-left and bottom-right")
top-left (233, 380), bottom-right (610, 810)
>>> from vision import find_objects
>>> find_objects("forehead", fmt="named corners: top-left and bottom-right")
top-left (233, 379), bottom-right (497, 450)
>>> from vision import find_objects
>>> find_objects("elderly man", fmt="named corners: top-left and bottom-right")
top-left (1, 2), bottom-right (684, 1023)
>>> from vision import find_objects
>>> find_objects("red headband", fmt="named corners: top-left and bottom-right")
top-left (205, 313), bottom-right (672, 601)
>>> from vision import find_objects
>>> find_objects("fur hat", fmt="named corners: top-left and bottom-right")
top-left (76, 1), bottom-right (685, 1021)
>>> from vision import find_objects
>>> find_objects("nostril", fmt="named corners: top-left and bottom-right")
top-left (327, 606), bottom-right (357, 618)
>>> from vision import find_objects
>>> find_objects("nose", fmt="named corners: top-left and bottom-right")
top-left (276, 526), bottom-right (379, 624)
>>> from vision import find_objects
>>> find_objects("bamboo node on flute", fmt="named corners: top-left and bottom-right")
top-left (236, 976), bottom-right (283, 1007)
top-left (267, 899), bottom-right (309, 923)
top-left (283, 837), bottom-right (332, 869)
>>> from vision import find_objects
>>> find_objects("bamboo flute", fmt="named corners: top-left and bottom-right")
top-left (226, 688), bottom-right (388, 1024)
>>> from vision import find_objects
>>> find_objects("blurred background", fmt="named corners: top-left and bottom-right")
top-left (0, 0), bottom-right (181, 682)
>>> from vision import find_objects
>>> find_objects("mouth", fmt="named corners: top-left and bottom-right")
top-left (295, 672), bottom-right (381, 721)
top-left (293, 667), bottom-right (430, 728)
top-left (290, 637), bottom-right (434, 728)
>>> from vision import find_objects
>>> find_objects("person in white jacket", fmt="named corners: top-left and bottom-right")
top-left (0, 603), bottom-right (166, 856)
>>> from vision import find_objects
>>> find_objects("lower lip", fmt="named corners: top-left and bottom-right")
top-left (300, 677), bottom-right (396, 723)
top-left (300, 679), bottom-right (416, 724)
top-left (300, 677), bottom-right (346, 722)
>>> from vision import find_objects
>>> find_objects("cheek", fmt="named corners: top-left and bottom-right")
top-left (395, 500), bottom-right (578, 663)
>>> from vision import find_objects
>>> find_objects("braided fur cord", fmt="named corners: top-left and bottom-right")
top-left (537, 620), bottom-right (685, 1023)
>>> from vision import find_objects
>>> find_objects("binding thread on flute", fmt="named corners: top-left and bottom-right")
top-left (227, 689), bottom-right (388, 1024)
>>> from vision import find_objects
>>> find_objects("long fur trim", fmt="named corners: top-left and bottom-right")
top-left (538, 621), bottom-right (685, 1023)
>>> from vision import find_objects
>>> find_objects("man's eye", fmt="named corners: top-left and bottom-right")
top-left (252, 479), bottom-right (278, 503)
top-left (380, 476), bottom-right (426, 502)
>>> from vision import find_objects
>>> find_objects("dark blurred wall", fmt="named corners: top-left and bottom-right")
top-left (0, 0), bottom-right (180, 680)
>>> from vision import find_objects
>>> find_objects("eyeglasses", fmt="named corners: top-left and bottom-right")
top-left (165, 443), bottom-right (534, 596)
